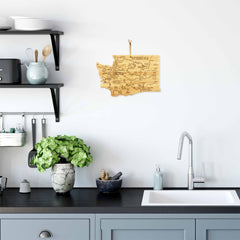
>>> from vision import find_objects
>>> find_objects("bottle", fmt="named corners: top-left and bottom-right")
top-left (153, 165), bottom-right (163, 190)
top-left (15, 123), bottom-right (24, 133)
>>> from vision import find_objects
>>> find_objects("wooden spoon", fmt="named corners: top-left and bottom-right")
top-left (42, 45), bottom-right (51, 62)
top-left (35, 50), bottom-right (38, 62)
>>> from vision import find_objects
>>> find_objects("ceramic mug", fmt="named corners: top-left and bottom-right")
top-left (25, 62), bottom-right (48, 84)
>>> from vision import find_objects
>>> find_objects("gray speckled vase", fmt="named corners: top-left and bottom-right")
top-left (51, 163), bottom-right (75, 194)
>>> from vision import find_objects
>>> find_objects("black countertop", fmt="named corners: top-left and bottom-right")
top-left (1, 188), bottom-right (240, 214)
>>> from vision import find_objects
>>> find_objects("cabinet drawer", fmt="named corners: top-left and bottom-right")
top-left (1, 218), bottom-right (90, 240)
top-left (100, 218), bottom-right (195, 240)
top-left (196, 219), bottom-right (240, 240)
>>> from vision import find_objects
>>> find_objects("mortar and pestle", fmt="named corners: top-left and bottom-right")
top-left (96, 171), bottom-right (122, 193)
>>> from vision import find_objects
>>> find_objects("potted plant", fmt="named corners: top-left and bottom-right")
top-left (31, 135), bottom-right (93, 194)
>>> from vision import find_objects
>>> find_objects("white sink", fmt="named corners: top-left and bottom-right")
top-left (141, 190), bottom-right (240, 206)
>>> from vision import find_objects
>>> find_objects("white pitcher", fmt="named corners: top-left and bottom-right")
top-left (25, 62), bottom-right (48, 85)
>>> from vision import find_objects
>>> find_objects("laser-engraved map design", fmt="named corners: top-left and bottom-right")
top-left (97, 55), bottom-right (160, 97)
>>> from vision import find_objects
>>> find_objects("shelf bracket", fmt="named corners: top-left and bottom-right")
top-left (50, 87), bottom-right (60, 122)
top-left (50, 34), bottom-right (60, 71)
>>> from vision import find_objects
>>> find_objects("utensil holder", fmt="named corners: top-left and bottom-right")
top-left (0, 132), bottom-right (25, 147)
top-left (0, 113), bottom-right (25, 147)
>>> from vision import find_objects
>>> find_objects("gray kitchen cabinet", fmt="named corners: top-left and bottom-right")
top-left (196, 219), bottom-right (240, 240)
top-left (1, 214), bottom-right (95, 240)
top-left (98, 216), bottom-right (195, 240)
top-left (2, 213), bottom-right (240, 240)
top-left (97, 214), bottom-right (240, 240)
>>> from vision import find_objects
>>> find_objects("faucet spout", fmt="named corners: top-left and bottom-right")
top-left (177, 131), bottom-right (193, 160)
top-left (177, 131), bottom-right (203, 190)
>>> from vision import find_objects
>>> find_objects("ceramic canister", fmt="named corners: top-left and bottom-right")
top-left (19, 179), bottom-right (31, 193)
top-left (26, 62), bottom-right (48, 84)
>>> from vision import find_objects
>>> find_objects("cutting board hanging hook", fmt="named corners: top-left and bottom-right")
top-left (128, 39), bottom-right (132, 57)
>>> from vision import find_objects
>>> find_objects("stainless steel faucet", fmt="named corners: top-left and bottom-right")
top-left (177, 131), bottom-right (204, 190)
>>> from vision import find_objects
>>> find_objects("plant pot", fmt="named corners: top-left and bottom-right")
top-left (51, 163), bottom-right (75, 194)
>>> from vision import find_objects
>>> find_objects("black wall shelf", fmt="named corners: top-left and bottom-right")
top-left (0, 83), bottom-right (64, 122)
top-left (0, 30), bottom-right (64, 71)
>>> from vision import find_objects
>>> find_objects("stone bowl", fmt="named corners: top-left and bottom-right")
top-left (96, 178), bottom-right (122, 193)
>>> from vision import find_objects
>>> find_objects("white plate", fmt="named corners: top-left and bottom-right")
top-left (15, 27), bottom-right (51, 31)
top-left (11, 17), bottom-right (51, 31)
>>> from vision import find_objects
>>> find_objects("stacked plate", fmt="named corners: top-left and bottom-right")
top-left (11, 16), bottom-right (52, 31)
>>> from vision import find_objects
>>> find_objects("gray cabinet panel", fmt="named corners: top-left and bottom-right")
top-left (101, 218), bottom-right (195, 240)
top-left (1, 219), bottom-right (90, 240)
top-left (197, 219), bottom-right (240, 240)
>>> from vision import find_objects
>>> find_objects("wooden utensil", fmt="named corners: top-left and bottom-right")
top-left (42, 45), bottom-right (51, 62)
top-left (35, 49), bottom-right (38, 62)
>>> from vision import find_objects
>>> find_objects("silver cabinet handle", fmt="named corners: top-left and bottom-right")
top-left (39, 230), bottom-right (53, 238)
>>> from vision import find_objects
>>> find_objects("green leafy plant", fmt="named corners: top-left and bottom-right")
top-left (31, 135), bottom-right (93, 172)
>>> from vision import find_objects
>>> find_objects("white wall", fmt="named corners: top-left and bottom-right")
top-left (0, 0), bottom-right (240, 188)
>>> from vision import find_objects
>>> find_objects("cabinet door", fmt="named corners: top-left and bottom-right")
top-left (100, 218), bottom-right (195, 240)
top-left (1, 219), bottom-right (90, 240)
top-left (197, 219), bottom-right (240, 240)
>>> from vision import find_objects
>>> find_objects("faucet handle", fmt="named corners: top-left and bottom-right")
top-left (193, 163), bottom-right (205, 184)
top-left (193, 177), bottom-right (205, 183)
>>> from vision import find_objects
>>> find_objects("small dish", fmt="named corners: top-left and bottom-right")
top-left (0, 27), bottom-right (11, 31)
top-left (0, 17), bottom-right (13, 30)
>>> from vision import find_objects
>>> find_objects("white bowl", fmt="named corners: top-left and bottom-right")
top-left (12, 17), bottom-right (51, 31)
top-left (0, 17), bottom-right (13, 29)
